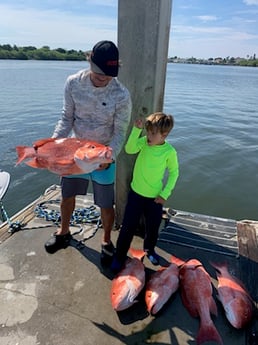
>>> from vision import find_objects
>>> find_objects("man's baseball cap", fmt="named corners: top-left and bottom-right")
top-left (90, 40), bottom-right (119, 77)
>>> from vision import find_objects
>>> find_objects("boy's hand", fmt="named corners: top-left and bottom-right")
top-left (154, 196), bottom-right (166, 205)
top-left (135, 119), bottom-right (144, 129)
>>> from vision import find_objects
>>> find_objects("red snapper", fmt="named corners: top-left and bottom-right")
top-left (173, 256), bottom-right (223, 345)
top-left (110, 248), bottom-right (145, 311)
top-left (145, 257), bottom-right (179, 315)
top-left (210, 261), bottom-right (254, 329)
top-left (16, 138), bottom-right (113, 176)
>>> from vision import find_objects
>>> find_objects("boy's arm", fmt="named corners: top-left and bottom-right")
top-left (159, 149), bottom-right (179, 200)
top-left (125, 126), bottom-right (144, 154)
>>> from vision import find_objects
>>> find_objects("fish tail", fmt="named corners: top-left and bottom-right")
top-left (209, 261), bottom-right (228, 273)
top-left (26, 158), bottom-right (45, 169)
top-left (16, 146), bottom-right (35, 165)
top-left (197, 321), bottom-right (223, 345)
top-left (128, 247), bottom-right (145, 261)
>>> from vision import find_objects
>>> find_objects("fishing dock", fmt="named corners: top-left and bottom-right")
top-left (0, 184), bottom-right (257, 345)
top-left (1, 1), bottom-right (257, 343)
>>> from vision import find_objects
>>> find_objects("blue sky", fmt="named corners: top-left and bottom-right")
top-left (0, 0), bottom-right (258, 59)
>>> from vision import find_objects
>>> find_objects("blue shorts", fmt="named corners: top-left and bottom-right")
top-left (66, 162), bottom-right (115, 184)
top-left (61, 163), bottom-right (115, 208)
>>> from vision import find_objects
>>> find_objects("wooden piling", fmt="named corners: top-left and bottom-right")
top-left (116, 0), bottom-right (173, 225)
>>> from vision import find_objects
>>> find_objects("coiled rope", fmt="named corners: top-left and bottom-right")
top-left (34, 199), bottom-right (102, 242)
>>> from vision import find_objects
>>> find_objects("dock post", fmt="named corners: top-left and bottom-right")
top-left (116, 0), bottom-right (172, 226)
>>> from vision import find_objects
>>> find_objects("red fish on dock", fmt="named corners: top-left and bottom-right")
top-left (210, 261), bottom-right (254, 329)
top-left (110, 248), bottom-right (145, 312)
top-left (173, 256), bottom-right (223, 345)
top-left (16, 138), bottom-right (113, 175)
top-left (145, 257), bottom-right (179, 315)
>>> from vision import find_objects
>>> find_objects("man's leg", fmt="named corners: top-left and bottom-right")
top-left (44, 196), bottom-right (74, 254)
top-left (101, 206), bottom-right (115, 245)
top-left (58, 196), bottom-right (75, 234)
top-left (44, 177), bottom-right (88, 254)
top-left (91, 165), bottom-right (116, 264)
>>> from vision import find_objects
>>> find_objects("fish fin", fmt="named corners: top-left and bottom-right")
top-left (210, 261), bottom-right (252, 297)
top-left (74, 156), bottom-right (100, 173)
top-left (157, 266), bottom-right (168, 272)
top-left (210, 297), bottom-right (218, 316)
top-left (16, 146), bottom-right (35, 165)
top-left (128, 248), bottom-right (145, 261)
top-left (26, 158), bottom-right (45, 169)
top-left (197, 321), bottom-right (223, 345)
top-left (209, 260), bottom-right (228, 272)
top-left (170, 255), bottom-right (185, 267)
top-left (33, 138), bottom-right (57, 149)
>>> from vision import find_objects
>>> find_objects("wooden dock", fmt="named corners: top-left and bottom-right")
top-left (0, 184), bottom-right (257, 345)
top-left (160, 207), bottom-right (258, 308)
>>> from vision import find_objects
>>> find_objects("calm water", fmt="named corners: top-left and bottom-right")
top-left (0, 60), bottom-right (257, 221)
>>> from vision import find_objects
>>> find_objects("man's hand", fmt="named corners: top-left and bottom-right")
top-left (97, 163), bottom-right (111, 171)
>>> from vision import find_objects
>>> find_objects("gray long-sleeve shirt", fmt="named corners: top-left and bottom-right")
top-left (52, 69), bottom-right (132, 158)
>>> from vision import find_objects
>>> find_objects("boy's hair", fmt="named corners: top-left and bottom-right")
top-left (145, 112), bottom-right (174, 134)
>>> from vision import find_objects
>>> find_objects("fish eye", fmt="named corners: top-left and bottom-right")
top-left (90, 145), bottom-right (96, 149)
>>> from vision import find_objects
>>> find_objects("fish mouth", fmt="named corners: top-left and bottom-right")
top-left (87, 148), bottom-right (113, 161)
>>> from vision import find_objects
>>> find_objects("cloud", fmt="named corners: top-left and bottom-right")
top-left (172, 24), bottom-right (232, 35)
top-left (196, 15), bottom-right (218, 22)
top-left (243, 0), bottom-right (258, 5)
top-left (0, 4), bottom-right (117, 49)
top-left (170, 21), bottom-right (258, 58)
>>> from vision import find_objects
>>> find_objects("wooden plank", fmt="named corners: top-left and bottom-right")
top-left (237, 221), bottom-right (258, 345)
top-left (0, 184), bottom-right (61, 243)
top-left (237, 220), bottom-right (258, 301)
top-left (159, 208), bottom-right (239, 256)
top-left (237, 220), bottom-right (258, 262)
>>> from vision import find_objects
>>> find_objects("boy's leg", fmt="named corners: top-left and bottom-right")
top-left (114, 190), bottom-right (144, 263)
top-left (143, 199), bottom-right (163, 264)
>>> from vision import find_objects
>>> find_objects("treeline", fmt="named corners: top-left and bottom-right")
top-left (0, 44), bottom-right (87, 61)
top-left (169, 55), bottom-right (258, 67)
top-left (1, 44), bottom-right (257, 67)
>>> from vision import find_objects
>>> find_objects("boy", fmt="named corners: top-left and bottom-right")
top-left (112, 112), bottom-right (179, 272)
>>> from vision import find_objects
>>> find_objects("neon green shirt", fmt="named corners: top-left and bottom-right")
top-left (125, 126), bottom-right (179, 200)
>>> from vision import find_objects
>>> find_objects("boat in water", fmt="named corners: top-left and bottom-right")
top-left (0, 169), bottom-right (11, 226)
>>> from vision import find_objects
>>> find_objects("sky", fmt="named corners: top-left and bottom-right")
top-left (0, 0), bottom-right (258, 59)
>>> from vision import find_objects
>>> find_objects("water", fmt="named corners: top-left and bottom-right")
top-left (0, 60), bottom-right (257, 221)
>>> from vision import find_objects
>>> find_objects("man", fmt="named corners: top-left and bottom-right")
top-left (44, 40), bottom-right (132, 263)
